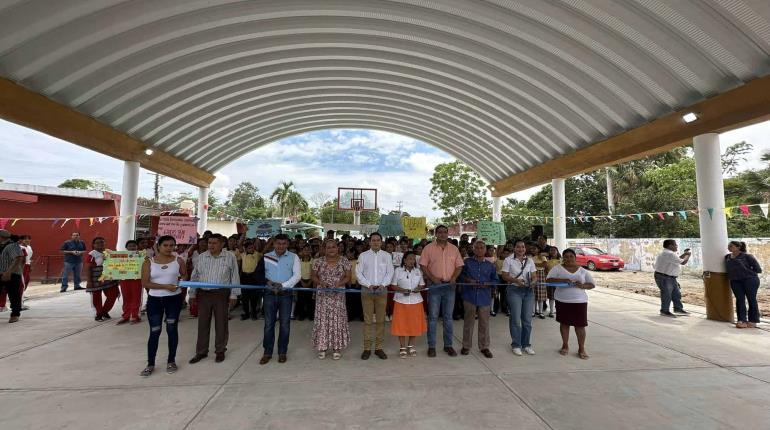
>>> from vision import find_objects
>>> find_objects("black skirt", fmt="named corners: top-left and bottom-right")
top-left (555, 301), bottom-right (588, 327)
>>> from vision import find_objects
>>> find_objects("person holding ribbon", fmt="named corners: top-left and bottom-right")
top-left (420, 225), bottom-right (464, 358)
top-left (390, 251), bottom-right (426, 358)
top-left (356, 232), bottom-right (394, 360)
top-left (258, 234), bottom-right (301, 365)
top-left (85, 237), bottom-right (120, 321)
top-left (546, 248), bottom-right (595, 359)
top-left (501, 239), bottom-right (537, 357)
top-left (188, 234), bottom-right (240, 364)
top-left (460, 240), bottom-right (498, 358)
top-left (311, 239), bottom-right (351, 360)
top-left (140, 235), bottom-right (186, 377)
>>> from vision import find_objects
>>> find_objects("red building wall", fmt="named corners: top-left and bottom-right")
top-left (0, 194), bottom-right (119, 282)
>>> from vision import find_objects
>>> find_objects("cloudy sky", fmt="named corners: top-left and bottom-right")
top-left (1, 119), bottom-right (769, 220)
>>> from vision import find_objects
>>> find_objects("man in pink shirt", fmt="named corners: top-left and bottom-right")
top-left (419, 225), bottom-right (464, 357)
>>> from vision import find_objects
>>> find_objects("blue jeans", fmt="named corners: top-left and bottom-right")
top-left (654, 273), bottom-right (683, 312)
top-left (61, 261), bottom-right (82, 290)
top-left (263, 293), bottom-right (293, 355)
top-left (427, 284), bottom-right (455, 348)
top-left (506, 286), bottom-right (534, 348)
top-left (730, 277), bottom-right (760, 323)
top-left (146, 294), bottom-right (183, 366)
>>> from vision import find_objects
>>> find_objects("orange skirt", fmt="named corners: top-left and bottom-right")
top-left (391, 302), bottom-right (427, 336)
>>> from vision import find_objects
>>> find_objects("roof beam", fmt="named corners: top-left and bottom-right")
top-left (490, 75), bottom-right (770, 197)
top-left (0, 78), bottom-right (215, 188)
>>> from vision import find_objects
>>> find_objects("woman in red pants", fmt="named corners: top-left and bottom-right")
top-left (117, 240), bottom-right (143, 325)
top-left (86, 237), bottom-right (120, 321)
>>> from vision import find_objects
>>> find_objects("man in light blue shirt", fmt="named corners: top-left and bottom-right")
top-left (258, 234), bottom-right (301, 365)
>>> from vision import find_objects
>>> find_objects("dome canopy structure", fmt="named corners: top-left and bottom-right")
top-left (1, 0), bottom-right (769, 193)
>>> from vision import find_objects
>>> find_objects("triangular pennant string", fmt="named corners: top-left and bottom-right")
top-left (74, 219), bottom-right (81, 228)
top-left (724, 207), bottom-right (734, 218)
top-left (739, 205), bottom-right (750, 217)
top-left (760, 204), bottom-right (769, 218)
top-left (678, 211), bottom-right (687, 220)
top-left (707, 208), bottom-right (714, 220)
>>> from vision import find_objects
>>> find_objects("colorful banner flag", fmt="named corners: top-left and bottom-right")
top-left (760, 204), bottom-right (769, 218)
top-left (707, 208), bottom-right (714, 220)
top-left (724, 207), bottom-right (734, 218)
top-left (677, 211), bottom-right (687, 220)
top-left (739, 205), bottom-right (750, 217)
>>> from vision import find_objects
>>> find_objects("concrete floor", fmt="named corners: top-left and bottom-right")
top-left (0, 287), bottom-right (769, 430)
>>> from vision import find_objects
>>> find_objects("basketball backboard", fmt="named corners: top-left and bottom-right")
top-left (337, 188), bottom-right (377, 211)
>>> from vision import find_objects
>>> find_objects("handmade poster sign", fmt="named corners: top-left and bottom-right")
top-left (247, 219), bottom-right (283, 238)
top-left (101, 250), bottom-right (146, 280)
top-left (378, 214), bottom-right (404, 236)
top-left (476, 220), bottom-right (506, 245)
top-left (402, 216), bottom-right (427, 239)
top-left (158, 216), bottom-right (198, 244)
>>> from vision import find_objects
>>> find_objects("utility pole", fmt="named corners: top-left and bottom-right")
top-left (396, 200), bottom-right (404, 216)
top-left (147, 172), bottom-right (163, 203)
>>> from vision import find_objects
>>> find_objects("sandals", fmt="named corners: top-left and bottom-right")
top-left (407, 346), bottom-right (417, 357)
top-left (558, 347), bottom-right (569, 356)
top-left (140, 366), bottom-right (154, 377)
top-left (318, 351), bottom-right (326, 359)
top-left (578, 351), bottom-right (590, 360)
top-left (399, 347), bottom-right (408, 359)
top-left (332, 351), bottom-right (342, 360)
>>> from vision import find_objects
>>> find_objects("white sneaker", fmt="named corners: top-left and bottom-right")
top-left (512, 347), bottom-right (523, 356)
top-left (524, 347), bottom-right (536, 355)
top-left (317, 351), bottom-right (326, 359)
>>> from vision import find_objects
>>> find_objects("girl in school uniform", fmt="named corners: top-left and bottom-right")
top-left (390, 251), bottom-right (427, 358)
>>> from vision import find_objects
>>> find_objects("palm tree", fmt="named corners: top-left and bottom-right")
top-left (270, 181), bottom-right (295, 217)
top-left (286, 191), bottom-right (309, 216)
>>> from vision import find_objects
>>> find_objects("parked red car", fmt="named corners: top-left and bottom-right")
top-left (570, 247), bottom-right (625, 271)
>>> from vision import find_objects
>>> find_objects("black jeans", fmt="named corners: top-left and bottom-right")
top-left (0, 274), bottom-right (22, 317)
top-left (241, 289), bottom-right (262, 318)
top-left (146, 294), bottom-right (183, 366)
top-left (730, 277), bottom-right (761, 323)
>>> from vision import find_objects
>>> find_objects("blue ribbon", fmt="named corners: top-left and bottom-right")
top-left (179, 281), bottom-right (574, 293)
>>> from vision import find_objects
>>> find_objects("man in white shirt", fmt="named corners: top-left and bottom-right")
top-left (356, 232), bottom-right (394, 360)
top-left (653, 239), bottom-right (692, 317)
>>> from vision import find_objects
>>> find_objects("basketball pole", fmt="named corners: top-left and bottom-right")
top-left (353, 209), bottom-right (361, 226)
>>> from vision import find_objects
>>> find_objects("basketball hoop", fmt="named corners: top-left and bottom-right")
top-left (351, 199), bottom-right (364, 212)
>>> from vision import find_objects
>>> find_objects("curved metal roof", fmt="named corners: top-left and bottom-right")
top-left (1, 0), bottom-right (769, 184)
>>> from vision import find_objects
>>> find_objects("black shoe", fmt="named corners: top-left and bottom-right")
top-left (538, 313), bottom-right (546, 320)
top-left (374, 349), bottom-right (388, 360)
top-left (460, 348), bottom-right (470, 355)
top-left (94, 316), bottom-right (103, 322)
top-left (251, 315), bottom-right (258, 321)
top-left (673, 309), bottom-right (690, 315)
top-left (189, 354), bottom-right (207, 364)
top-left (74, 287), bottom-right (85, 291)
top-left (215, 352), bottom-right (225, 363)
top-left (490, 311), bottom-right (497, 317)
top-left (427, 347), bottom-right (436, 358)
top-left (444, 347), bottom-right (458, 357)
top-left (660, 311), bottom-right (677, 318)
top-left (297, 316), bottom-right (305, 321)
top-left (60, 289), bottom-right (67, 293)
top-left (101, 313), bottom-right (111, 320)
top-left (361, 350), bottom-right (371, 360)
top-left (240, 314), bottom-right (250, 321)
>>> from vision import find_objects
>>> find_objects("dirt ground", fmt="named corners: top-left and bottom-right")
top-left (590, 270), bottom-right (770, 317)
top-left (17, 271), bottom-right (770, 317)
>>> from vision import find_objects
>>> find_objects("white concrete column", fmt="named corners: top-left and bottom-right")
top-left (492, 196), bottom-right (502, 222)
top-left (552, 178), bottom-right (567, 252)
top-left (116, 161), bottom-right (140, 251)
top-left (197, 186), bottom-right (209, 235)
top-left (694, 134), bottom-right (728, 272)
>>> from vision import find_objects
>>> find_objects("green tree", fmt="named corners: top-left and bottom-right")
top-left (721, 141), bottom-right (753, 176)
top-left (225, 181), bottom-right (266, 219)
top-left (59, 178), bottom-right (112, 192)
top-left (429, 161), bottom-right (490, 228)
top-left (270, 181), bottom-right (308, 217)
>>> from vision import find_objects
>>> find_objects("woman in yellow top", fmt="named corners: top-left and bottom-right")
top-left (295, 246), bottom-right (315, 321)
top-left (544, 247), bottom-right (562, 318)
top-left (240, 240), bottom-right (262, 321)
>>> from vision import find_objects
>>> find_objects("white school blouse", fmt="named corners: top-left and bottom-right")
top-left (547, 265), bottom-right (594, 304)
top-left (391, 267), bottom-right (425, 305)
